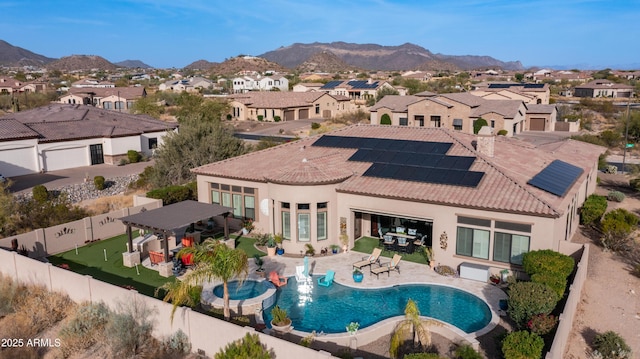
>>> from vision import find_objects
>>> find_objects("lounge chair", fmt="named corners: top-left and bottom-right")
top-left (317, 270), bottom-right (335, 287)
top-left (352, 248), bottom-right (382, 270)
top-left (269, 271), bottom-right (288, 287)
top-left (295, 256), bottom-right (311, 283)
top-left (370, 254), bottom-right (402, 278)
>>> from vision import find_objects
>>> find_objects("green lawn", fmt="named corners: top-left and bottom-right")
top-left (353, 236), bottom-right (429, 265)
top-left (233, 234), bottom-right (265, 258)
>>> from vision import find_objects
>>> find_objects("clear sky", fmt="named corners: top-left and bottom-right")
top-left (2, 0), bottom-right (639, 69)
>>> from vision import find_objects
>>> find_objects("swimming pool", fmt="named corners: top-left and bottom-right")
top-left (263, 276), bottom-right (491, 334)
top-left (213, 280), bottom-right (268, 300)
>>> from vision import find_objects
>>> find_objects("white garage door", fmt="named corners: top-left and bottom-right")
top-left (0, 146), bottom-right (37, 177)
top-left (43, 147), bottom-right (88, 172)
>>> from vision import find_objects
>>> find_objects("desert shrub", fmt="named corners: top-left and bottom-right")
top-left (93, 175), bottom-right (105, 190)
top-left (522, 249), bottom-right (575, 279)
top-left (380, 113), bottom-right (391, 125)
top-left (507, 282), bottom-right (558, 327)
top-left (473, 118), bottom-right (488, 134)
top-left (311, 122), bottom-right (321, 129)
top-left (497, 129), bottom-right (508, 136)
top-left (160, 329), bottom-right (192, 356)
top-left (104, 302), bottom-right (157, 358)
top-left (434, 265), bottom-right (457, 277)
top-left (0, 274), bottom-right (18, 317)
top-left (453, 343), bottom-right (484, 359)
top-left (607, 190), bottom-right (626, 202)
top-left (118, 158), bottom-right (128, 166)
top-left (11, 284), bottom-right (74, 337)
top-left (530, 272), bottom-right (567, 299)
top-left (501, 331), bottom-right (544, 359)
top-left (273, 115), bottom-right (281, 122)
top-left (592, 331), bottom-right (632, 359)
top-left (127, 150), bottom-right (141, 163)
top-left (527, 313), bottom-right (558, 335)
top-left (581, 194), bottom-right (607, 225)
top-left (128, 165), bottom-right (155, 190)
top-left (600, 208), bottom-right (639, 252)
top-left (215, 333), bottom-right (273, 359)
top-left (257, 115), bottom-right (263, 121)
top-left (58, 302), bottom-right (110, 357)
top-left (604, 165), bottom-right (618, 174)
top-left (630, 177), bottom-right (640, 191)
top-left (32, 185), bottom-right (49, 203)
top-left (146, 184), bottom-right (195, 205)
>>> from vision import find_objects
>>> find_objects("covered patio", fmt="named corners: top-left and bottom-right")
top-left (119, 200), bottom-right (233, 277)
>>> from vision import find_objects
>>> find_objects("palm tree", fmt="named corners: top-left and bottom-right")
top-left (389, 298), bottom-right (443, 359)
top-left (159, 239), bottom-right (248, 321)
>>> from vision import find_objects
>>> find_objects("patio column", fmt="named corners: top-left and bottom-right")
top-left (223, 212), bottom-right (229, 240)
top-left (126, 225), bottom-right (133, 253)
top-left (162, 230), bottom-right (170, 263)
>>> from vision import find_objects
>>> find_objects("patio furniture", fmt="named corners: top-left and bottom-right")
top-left (182, 237), bottom-right (195, 248)
top-left (317, 270), bottom-right (335, 287)
top-left (370, 254), bottom-right (402, 278)
top-left (352, 247), bottom-right (382, 270)
top-left (269, 271), bottom-right (288, 287)
top-left (383, 234), bottom-right (396, 252)
top-left (407, 228), bottom-right (417, 236)
top-left (397, 237), bottom-right (409, 253)
top-left (295, 256), bottom-right (311, 283)
top-left (413, 234), bottom-right (427, 247)
top-left (149, 250), bottom-right (165, 265)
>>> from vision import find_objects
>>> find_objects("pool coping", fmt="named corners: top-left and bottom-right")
top-left (201, 278), bottom-right (277, 317)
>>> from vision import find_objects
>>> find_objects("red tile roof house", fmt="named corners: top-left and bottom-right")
top-left (58, 86), bottom-right (147, 113)
top-left (192, 124), bottom-right (603, 274)
top-left (0, 103), bottom-right (177, 177)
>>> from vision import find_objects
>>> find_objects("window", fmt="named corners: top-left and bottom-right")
top-left (115, 101), bottom-right (124, 110)
top-left (490, 120), bottom-right (495, 128)
top-left (315, 104), bottom-right (320, 114)
top-left (211, 190), bottom-right (220, 204)
top-left (415, 115), bottom-right (425, 127)
top-left (456, 227), bottom-right (490, 259)
top-left (430, 115), bottom-right (441, 128)
top-left (244, 195), bottom-right (255, 220)
top-left (298, 213), bottom-right (311, 242)
top-left (148, 138), bottom-right (158, 150)
top-left (210, 183), bottom-right (257, 220)
top-left (282, 202), bottom-right (291, 240)
top-left (399, 118), bottom-right (408, 126)
top-left (103, 101), bottom-right (112, 109)
top-left (232, 194), bottom-right (242, 217)
top-left (494, 232), bottom-right (530, 264)
top-left (317, 202), bottom-right (327, 241)
top-left (453, 119), bottom-right (463, 131)
top-left (127, 101), bottom-right (134, 109)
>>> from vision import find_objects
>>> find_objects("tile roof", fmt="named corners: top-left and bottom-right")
top-left (0, 119), bottom-right (40, 141)
top-left (67, 86), bottom-right (146, 99)
top-left (471, 100), bottom-right (525, 119)
top-left (527, 104), bottom-right (556, 114)
top-left (192, 124), bottom-right (604, 217)
top-left (228, 92), bottom-right (328, 108)
top-left (0, 104), bottom-right (177, 143)
top-left (369, 95), bottom-right (425, 111)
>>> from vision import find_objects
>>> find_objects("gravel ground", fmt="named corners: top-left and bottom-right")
top-left (14, 174), bottom-right (139, 204)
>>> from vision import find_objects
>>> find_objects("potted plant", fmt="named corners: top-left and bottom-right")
top-left (270, 305), bottom-right (291, 333)
top-left (352, 268), bottom-right (364, 283)
top-left (346, 321), bottom-right (359, 336)
top-left (274, 233), bottom-right (285, 255)
top-left (330, 244), bottom-right (340, 254)
top-left (254, 254), bottom-right (265, 277)
top-left (424, 247), bottom-right (436, 270)
top-left (266, 237), bottom-right (277, 257)
top-left (241, 219), bottom-right (254, 235)
top-left (340, 233), bottom-right (349, 252)
top-left (304, 243), bottom-right (315, 257)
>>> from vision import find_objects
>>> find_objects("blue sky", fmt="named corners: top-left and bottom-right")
top-left (2, 0), bottom-right (639, 69)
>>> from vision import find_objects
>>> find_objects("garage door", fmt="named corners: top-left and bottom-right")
top-left (530, 118), bottom-right (545, 131)
top-left (0, 146), bottom-right (37, 176)
top-left (43, 147), bottom-right (88, 172)
top-left (299, 109), bottom-right (309, 119)
top-left (284, 110), bottom-right (295, 121)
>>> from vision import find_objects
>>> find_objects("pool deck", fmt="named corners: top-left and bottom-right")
top-left (218, 250), bottom-right (508, 349)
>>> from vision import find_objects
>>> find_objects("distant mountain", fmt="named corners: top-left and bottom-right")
top-left (0, 40), bottom-right (55, 67)
top-left (184, 59), bottom-right (218, 71)
top-left (208, 56), bottom-right (289, 75)
top-left (115, 59), bottom-right (152, 69)
top-left (296, 51), bottom-right (360, 73)
top-left (260, 42), bottom-right (524, 71)
top-left (46, 55), bottom-right (118, 72)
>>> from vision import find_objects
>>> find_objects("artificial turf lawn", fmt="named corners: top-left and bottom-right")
top-left (352, 236), bottom-right (429, 265)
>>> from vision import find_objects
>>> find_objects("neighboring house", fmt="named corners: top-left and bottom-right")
top-left (231, 75), bottom-right (289, 93)
top-left (0, 77), bottom-right (47, 94)
top-left (526, 104), bottom-right (558, 132)
top-left (192, 124), bottom-right (603, 273)
top-left (370, 93), bottom-right (530, 136)
top-left (158, 77), bottom-right (215, 93)
top-left (228, 92), bottom-right (353, 121)
top-left (319, 79), bottom-right (395, 103)
top-left (574, 79), bottom-right (635, 98)
top-left (299, 73), bottom-right (334, 82)
top-left (471, 82), bottom-right (550, 104)
top-left (58, 87), bottom-right (147, 113)
top-left (71, 79), bottom-right (115, 88)
top-left (0, 104), bottom-right (177, 177)
top-left (293, 83), bottom-right (325, 92)
top-left (401, 70), bottom-right (433, 82)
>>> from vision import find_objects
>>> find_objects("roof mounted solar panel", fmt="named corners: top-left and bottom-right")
top-left (527, 160), bottom-right (583, 197)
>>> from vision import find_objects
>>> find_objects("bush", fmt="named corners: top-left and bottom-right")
top-left (127, 150), bottom-right (141, 163)
top-left (581, 194), bottom-right (607, 225)
top-left (215, 333), bottom-right (272, 359)
top-left (311, 122), bottom-right (321, 129)
top-left (454, 343), bottom-right (484, 359)
top-left (93, 175), bottom-right (105, 190)
top-left (501, 331), bottom-right (544, 359)
top-left (11, 284), bottom-right (73, 337)
top-left (104, 303), bottom-right (156, 358)
top-left (160, 329), bottom-right (192, 356)
top-left (257, 115), bottom-right (263, 121)
top-left (473, 118), bottom-right (488, 134)
top-left (58, 302), bottom-right (110, 357)
top-left (630, 177), bottom-right (640, 191)
top-left (600, 208), bottom-right (639, 252)
top-left (32, 184), bottom-right (49, 203)
top-left (497, 129), bottom-right (508, 136)
top-left (604, 165), bottom-right (618, 174)
top-left (273, 115), bottom-right (281, 122)
top-left (607, 190), bottom-right (626, 202)
top-left (522, 249), bottom-right (575, 279)
top-left (434, 265), bottom-right (457, 277)
top-left (530, 272), bottom-right (567, 299)
top-left (146, 184), bottom-right (195, 205)
top-left (507, 282), bottom-right (558, 327)
top-left (527, 313), bottom-right (558, 335)
top-left (380, 113), bottom-right (391, 125)
top-left (592, 331), bottom-right (632, 359)
top-left (0, 274), bottom-right (18, 318)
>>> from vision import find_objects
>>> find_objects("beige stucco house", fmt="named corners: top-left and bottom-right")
top-left (471, 82), bottom-right (550, 104)
top-left (58, 87), bottom-right (147, 113)
top-left (193, 124), bottom-right (603, 277)
top-left (228, 92), bottom-right (353, 121)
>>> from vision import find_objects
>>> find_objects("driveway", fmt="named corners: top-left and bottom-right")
top-left (7, 160), bottom-right (153, 195)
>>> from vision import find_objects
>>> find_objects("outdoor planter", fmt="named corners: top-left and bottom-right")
top-left (276, 247), bottom-right (285, 255)
top-left (267, 247), bottom-right (277, 257)
top-left (352, 270), bottom-right (364, 282)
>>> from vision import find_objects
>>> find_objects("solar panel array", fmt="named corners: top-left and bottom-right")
top-left (347, 80), bottom-right (379, 89)
top-left (487, 83), bottom-right (545, 90)
top-left (312, 135), bottom-right (484, 187)
top-left (527, 159), bottom-right (583, 197)
top-left (320, 81), bottom-right (343, 89)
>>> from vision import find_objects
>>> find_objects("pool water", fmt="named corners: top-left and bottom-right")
top-left (264, 276), bottom-right (491, 334)
top-left (213, 280), bottom-right (267, 300)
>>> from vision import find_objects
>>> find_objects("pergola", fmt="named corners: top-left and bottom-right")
top-left (119, 200), bottom-right (233, 264)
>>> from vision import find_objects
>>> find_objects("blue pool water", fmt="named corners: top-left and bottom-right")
top-left (264, 276), bottom-right (491, 334)
top-left (213, 280), bottom-right (267, 300)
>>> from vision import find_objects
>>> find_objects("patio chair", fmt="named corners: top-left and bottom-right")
top-left (397, 237), bottom-right (409, 253)
top-left (182, 237), bottom-right (195, 248)
top-left (295, 256), bottom-right (311, 283)
top-left (269, 271), bottom-right (288, 287)
top-left (370, 254), bottom-right (402, 278)
top-left (383, 234), bottom-right (396, 252)
top-left (352, 247), bottom-right (382, 270)
top-left (317, 270), bottom-right (335, 287)
top-left (148, 250), bottom-right (165, 266)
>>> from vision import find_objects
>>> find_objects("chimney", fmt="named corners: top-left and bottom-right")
top-left (476, 126), bottom-right (495, 157)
